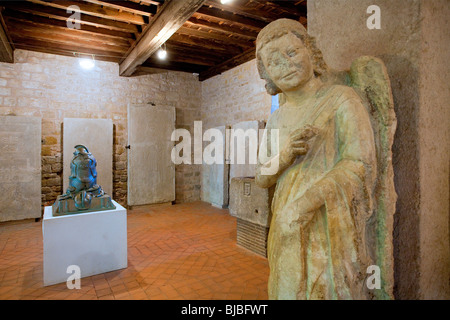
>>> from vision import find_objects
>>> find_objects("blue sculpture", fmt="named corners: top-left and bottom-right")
top-left (52, 145), bottom-right (115, 216)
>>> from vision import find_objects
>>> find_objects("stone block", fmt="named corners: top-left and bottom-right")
top-left (229, 120), bottom-right (265, 184)
top-left (229, 177), bottom-right (273, 227)
top-left (0, 116), bottom-right (41, 222)
top-left (201, 125), bottom-right (229, 208)
top-left (127, 104), bottom-right (175, 206)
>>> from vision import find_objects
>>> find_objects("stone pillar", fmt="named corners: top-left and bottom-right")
top-left (308, 0), bottom-right (449, 299)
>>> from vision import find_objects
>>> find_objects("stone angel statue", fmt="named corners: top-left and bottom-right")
top-left (255, 19), bottom-right (396, 300)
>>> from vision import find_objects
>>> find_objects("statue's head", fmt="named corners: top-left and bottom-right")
top-left (256, 19), bottom-right (328, 95)
top-left (74, 145), bottom-right (90, 156)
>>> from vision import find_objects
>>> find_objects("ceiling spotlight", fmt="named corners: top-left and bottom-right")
top-left (157, 43), bottom-right (168, 60)
top-left (157, 48), bottom-right (167, 60)
top-left (220, 0), bottom-right (232, 4)
top-left (79, 56), bottom-right (95, 70)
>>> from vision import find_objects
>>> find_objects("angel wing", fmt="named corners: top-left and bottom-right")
top-left (348, 56), bottom-right (397, 300)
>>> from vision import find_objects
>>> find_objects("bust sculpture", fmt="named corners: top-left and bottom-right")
top-left (52, 145), bottom-right (115, 216)
top-left (255, 19), bottom-right (396, 300)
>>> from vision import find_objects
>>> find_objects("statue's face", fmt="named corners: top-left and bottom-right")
top-left (259, 32), bottom-right (314, 92)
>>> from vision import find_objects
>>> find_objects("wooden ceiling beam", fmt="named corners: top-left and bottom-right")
top-left (204, 0), bottom-right (284, 23)
top-left (158, 44), bottom-right (227, 66)
top-left (196, 6), bottom-right (266, 30)
top-left (131, 66), bottom-right (169, 77)
top-left (13, 44), bottom-right (121, 63)
top-left (119, 0), bottom-right (207, 77)
top-left (10, 36), bottom-right (124, 62)
top-left (149, 53), bottom-right (216, 67)
top-left (0, 10), bottom-right (14, 63)
top-left (199, 47), bottom-right (255, 81)
top-left (187, 16), bottom-right (258, 40)
top-left (250, 0), bottom-right (307, 18)
top-left (168, 33), bottom-right (243, 56)
top-left (185, 14), bottom-right (258, 41)
top-left (2, 8), bottom-right (135, 42)
top-left (8, 28), bottom-right (128, 55)
top-left (128, 0), bottom-right (162, 6)
top-left (82, 0), bottom-right (157, 17)
top-left (165, 41), bottom-right (230, 62)
top-left (6, 18), bottom-right (131, 49)
top-left (177, 26), bottom-right (254, 48)
top-left (4, 2), bottom-right (139, 33)
top-left (24, 0), bottom-right (147, 25)
top-left (142, 60), bottom-right (208, 74)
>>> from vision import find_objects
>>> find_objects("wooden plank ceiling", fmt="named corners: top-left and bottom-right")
top-left (0, 0), bottom-right (307, 81)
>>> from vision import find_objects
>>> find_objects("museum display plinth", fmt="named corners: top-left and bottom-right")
top-left (42, 200), bottom-right (127, 286)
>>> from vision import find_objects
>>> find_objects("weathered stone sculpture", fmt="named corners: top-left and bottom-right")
top-left (52, 145), bottom-right (115, 216)
top-left (255, 19), bottom-right (396, 300)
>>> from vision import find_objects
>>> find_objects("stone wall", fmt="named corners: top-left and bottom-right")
top-left (308, 0), bottom-right (449, 300)
top-left (0, 49), bottom-right (202, 210)
top-left (417, 0), bottom-right (450, 299)
top-left (201, 59), bottom-right (271, 130)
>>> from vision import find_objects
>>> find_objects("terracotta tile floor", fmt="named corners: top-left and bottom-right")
top-left (0, 201), bottom-right (269, 300)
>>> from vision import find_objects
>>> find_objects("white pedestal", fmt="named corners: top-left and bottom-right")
top-left (42, 200), bottom-right (127, 286)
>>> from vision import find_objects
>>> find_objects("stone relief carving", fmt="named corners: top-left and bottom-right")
top-left (255, 19), bottom-right (396, 300)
